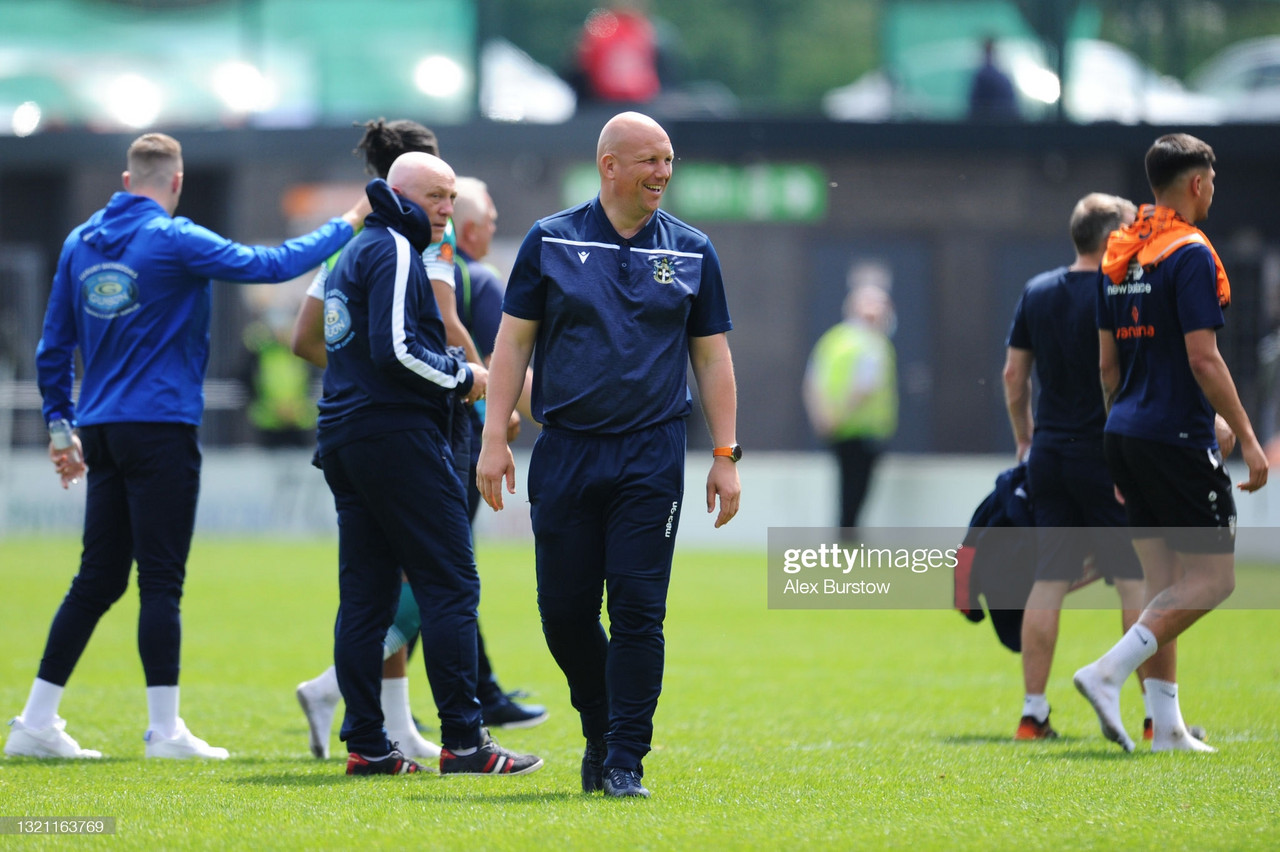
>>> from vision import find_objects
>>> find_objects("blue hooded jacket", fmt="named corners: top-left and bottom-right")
top-left (316, 179), bottom-right (473, 457)
top-left (36, 191), bottom-right (354, 427)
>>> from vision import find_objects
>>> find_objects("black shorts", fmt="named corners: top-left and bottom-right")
top-left (1028, 444), bottom-right (1142, 582)
top-left (1103, 433), bottom-right (1236, 554)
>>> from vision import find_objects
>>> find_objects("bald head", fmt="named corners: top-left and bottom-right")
top-left (597, 111), bottom-right (669, 167)
top-left (596, 112), bottom-right (674, 237)
top-left (387, 151), bottom-right (456, 233)
top-left (387, 151), bottom-right (454, 197)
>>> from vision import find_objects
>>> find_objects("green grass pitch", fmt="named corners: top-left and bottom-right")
top-left (0, 537), bottom-right (1277, 850)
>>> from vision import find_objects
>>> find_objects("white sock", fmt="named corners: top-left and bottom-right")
top-left (1022, 694), bottom-right (1050, 723)
top-left (1097, 624), bottom-right (1158, 683)
top-left (20, 678), bottom-right (64, 730)
top-left (381, 677), bottom-right (414, 735)
top-left (1145, 678), bottom-right (1215, 752)
top-left (1144, 678), bottom-right (1183, 728)
top-left (1142, 687), bottom-right (1153, 721)
top-left (146, 686), bottom-right (179, 739)
top-left (309, 666), bottom-right (341, 701)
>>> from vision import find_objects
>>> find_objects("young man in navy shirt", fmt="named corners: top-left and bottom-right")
top-left (1075, 133), bottom-right (1268, 753)
top-left (477, 112), bottom-right (741, 797)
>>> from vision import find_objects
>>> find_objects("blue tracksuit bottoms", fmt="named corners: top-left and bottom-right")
top-left (321, 425), bottom-right (482, 755)
top-left (528, 418), bottom-right (686, 773)
top-left (38, 422), bottom-right (200, 688)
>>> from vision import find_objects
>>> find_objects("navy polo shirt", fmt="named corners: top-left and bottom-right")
top-left (1097, 242), bottom-right (1224, 448)
top-left (1006, 266), bottom-right (1106, 449)
top-left (503, 197), bottom-right (732, 434)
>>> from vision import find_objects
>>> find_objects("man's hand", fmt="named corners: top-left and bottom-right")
top-left (476, 433), bottom-right (516, 511)
top-left (706, 458), bottom-right (741, 528)
top-left (1238, 436), bottom-right (1269, 493)
top-left (506, 409), bottom-right (522, 443)
top-left (50, 437), bottom-right (86, 490)
top-left (463, 362), bottom-right (488, 405)
top-left (341, 194), bottom-right (372, 231)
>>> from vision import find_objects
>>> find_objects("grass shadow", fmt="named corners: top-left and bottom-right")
top-left (414, 789), bottom-right (582, 804)
top-left (1049, 748), bottom-right (1150, 761)
top-left (230, 772), bottom-right (586, 800)
top-left (230, 773), bottom-right (354, 787)
top-left (938, 733), bottom-right (1086, 746)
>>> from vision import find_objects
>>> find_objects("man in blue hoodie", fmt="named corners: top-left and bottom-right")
top-left (7, 133), bottom-right (366, 761)
top-left (317, 151), bottom-right (543, 777)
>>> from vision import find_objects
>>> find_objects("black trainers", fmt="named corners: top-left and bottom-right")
top-left (603, 767), bottom-right (650, 798)
top-left (482, 696), bottom-right (549, 729)
top-left (439, 729), bottom-right (544, 776)
top-left (581, 739), bottom-right (606, 793)
top-left (346, 748), bottom-right (422, 776)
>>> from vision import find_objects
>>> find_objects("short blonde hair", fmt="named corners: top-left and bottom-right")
top-left (126, 133), bottom-right (182, 188)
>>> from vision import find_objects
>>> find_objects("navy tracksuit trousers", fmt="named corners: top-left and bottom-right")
top-left (528, 419), bottom-right (685, 773)
top-left (322, 425), bottom-right (482, 755)
top-left (37, 422), bottom-right (201, 688)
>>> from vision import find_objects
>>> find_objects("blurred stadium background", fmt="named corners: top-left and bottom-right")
top-left (2, 0), bottom-right (1279, 542)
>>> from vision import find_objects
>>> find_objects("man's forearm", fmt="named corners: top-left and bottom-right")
top-left (481, 318), bottom-right (537, 444)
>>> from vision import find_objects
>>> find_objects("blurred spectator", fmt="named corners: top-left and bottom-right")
top-left (241, 308), bottom-right (316, 448)
top-left (803, 264), bottom-right (899, 532)
top-left (969, 37), bottom-right (1020, 121)
top-left (568, 3), bottom-right (662, 104)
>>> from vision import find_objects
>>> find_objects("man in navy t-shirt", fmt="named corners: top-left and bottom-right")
top-left (476, 112), bottom-right (741, 798)
top-left (1003, 192), bottom-right (1144, 742)
top-left (1075, 134), bottom-right (1268, 754)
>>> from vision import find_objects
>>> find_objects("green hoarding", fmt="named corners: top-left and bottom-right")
top-left (563, 162), bottom-right (828, 223)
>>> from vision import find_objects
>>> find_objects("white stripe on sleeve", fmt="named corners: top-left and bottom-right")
top-left (389, 230), bottom-right (465, 389)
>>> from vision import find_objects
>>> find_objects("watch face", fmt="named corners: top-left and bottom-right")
top-left (715, 444), bottom-right (742, 462)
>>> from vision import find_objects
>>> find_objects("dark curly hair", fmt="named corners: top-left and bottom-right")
top-left (354, 118), bottom-right (440, 179)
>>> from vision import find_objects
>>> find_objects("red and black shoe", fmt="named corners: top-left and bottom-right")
top-left (439, 729), bottom-right (543, 776)
top-left (1014, 714), bottom-right (1059, 740)
top-left (346, 748), bottom-right (422, 776)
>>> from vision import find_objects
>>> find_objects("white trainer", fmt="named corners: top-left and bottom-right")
top-left (144, 718), bottom-right (229, 760)
top-left (1073, 662), bottom-right (1134, 753)
top-left (388, 728), bottom-right (442, 766)
top-left (5, 716), bottom-right (102, 759)
top-left (296, 678), bottom-right (340, 759)
top-left (1152, 726), bottom-right (1218, 753)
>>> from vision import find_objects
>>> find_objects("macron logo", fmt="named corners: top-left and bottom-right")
top-left (578, 251), bottom-right (590, 264)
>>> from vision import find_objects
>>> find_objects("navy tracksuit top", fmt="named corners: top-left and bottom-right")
top-left (316, 179), bottom-right (474, 457)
